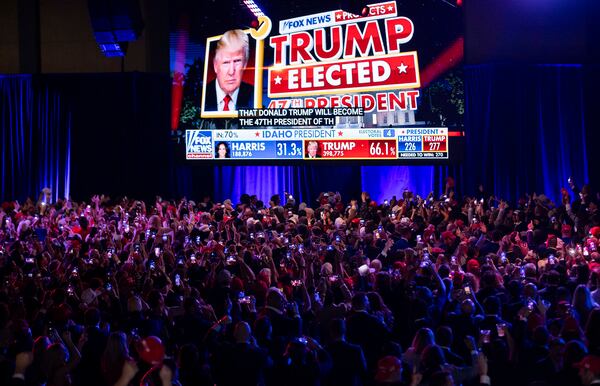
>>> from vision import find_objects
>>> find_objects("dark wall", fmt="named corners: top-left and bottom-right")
top-left (465, 0), bottom-right (590, 64)
top-left (584, 65), bottom-right (600, 192)
top-left (0, 0), bottom-right (169, 74)
top-left (0, 0), bottom-right (19, 73)
top-left (2, 1), bottom-right (600, 202)
top-left (48, 72), bottom-right (173, 201)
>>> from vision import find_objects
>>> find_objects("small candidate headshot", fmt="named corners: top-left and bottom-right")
top-left (204, 29), bottom-right (254, 112)
top-left (215, 142), bottom-right (230, 159)
top-left (306, 141), bottom-right (321, 158)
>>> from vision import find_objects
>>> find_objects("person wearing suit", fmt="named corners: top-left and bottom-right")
top-left (346, 293), bottom-right (390, 372)
top-left (211, 322), bottom-right (272, 386)
top-left (435, 326), bottom-right (465, 367)
top-left (306, 141), bottom-right (321, 158)
top-left (324, 319), bottom-right (367, 386)
top-left (204, 29), bottom-right (254, 112)
top-left (258, 288), bottom-right (302, 341)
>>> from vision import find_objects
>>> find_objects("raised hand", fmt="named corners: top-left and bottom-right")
top-left (159, 364), bottom-right (173, 386)
top-left (121, 360), bottom-right (139, 383)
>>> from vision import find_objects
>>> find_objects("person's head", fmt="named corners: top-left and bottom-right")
top-left (480, 270), bottom-right (501, 289)
top-left (234, 321), bottom-right (252, 344)
top-left (84, 307), bottom-right (101, 327)
top-left (182, 296), bottom-right (201, 315)
top-left (374, 356), bottom-right (403, 384)
top-left (483, 296), bottom-right (501, 316)
top-left (548, 337), bottom-right (565, 364)
top-left (307, 141), bottom-right (319, 157)
top-left (216, 142), bottom-right (229, 158)
top-left (411, 327), bottom-right (435, 354)
top-left (127, 295), bottom-right (143, 313)
top-left (265, 288), bottom-right (286, 312)
top-left (320, 262), bottom-right (333, 277)
top-left (460, 299), bottom-right (475, 315)
top-left (148, 214), bottom-right (161, 230)
top-left (351, 292), bottom-right (369, 312)
top-left (366, 291), bottom-right (387, 312)
top-left (524, 282), bottom-right (538, 299)
top-left (506, 279), bottom-right (523, 298)
top-left (216, 269), bottom-right (232, 288)
top-left (564, 340), bottom-right (588, 368)
top-left (147, 290), bottom-right (165, 312)
top-left (522, 262), bottom-right (537, 278)
top-left (370, 258), bottom-right (383, 272)
top-left (545, 270), bottom-right (561, 286)
top-left (572, 284), bottom-right (595, 312)
top-left (258, 268), bottom-right (272, 287)
top-left (435, 326), bottom-right (454, 348)
top-left (576, 264), bottom-right (591, 284)
top-left (213, 29), bottom-right (249, 95)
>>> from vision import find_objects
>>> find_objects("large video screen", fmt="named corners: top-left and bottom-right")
top-left (170, 0), bottom-right (464, 161)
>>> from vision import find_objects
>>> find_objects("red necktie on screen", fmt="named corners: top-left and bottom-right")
top-left (223, 94), bottom-right (232, 111)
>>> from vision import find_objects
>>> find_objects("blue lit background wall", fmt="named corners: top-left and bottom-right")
top-left (0, 65), bottom-right (592, 205)
top-left (0, 75), bottom-right (71, 202)
top-left (207, 64), bottom-right (590, 206)
top-left (1, 0), bottom-right (598, 204)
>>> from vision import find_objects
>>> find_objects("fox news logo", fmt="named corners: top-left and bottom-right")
top-left (279, 12), bottom-right (333, 34)
top-left (186, 130), bottom-right (213, 159)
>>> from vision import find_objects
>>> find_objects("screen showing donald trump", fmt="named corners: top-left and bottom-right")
top-left (170, 0), bottom-right (464, 161)
top-left (202, 30), bottom-right (257, 116)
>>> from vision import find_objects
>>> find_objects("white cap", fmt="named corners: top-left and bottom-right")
top-left (358, 264), bottom-right (370, 277)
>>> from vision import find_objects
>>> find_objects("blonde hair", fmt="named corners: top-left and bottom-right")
top-left (215, 29), bottom-right (249, 65)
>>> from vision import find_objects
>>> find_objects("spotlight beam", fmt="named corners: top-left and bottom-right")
top-left (439, 0), bottom-right (457, 8)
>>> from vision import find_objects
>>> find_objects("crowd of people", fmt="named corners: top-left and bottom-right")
top-left (0, 180), bottom-right (600, 386)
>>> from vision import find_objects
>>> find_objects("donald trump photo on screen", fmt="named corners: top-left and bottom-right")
top-left (203, 29), bottom-right (254, 113)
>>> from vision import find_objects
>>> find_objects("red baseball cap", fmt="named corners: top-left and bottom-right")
top-left (467, 259), bottom-right (480, 272)
top-left (393, 261), bottom-right (405, 270)
top-left (136, 336), bottom-right (165, 365)
top-left (441, 231), bottom-right (455, 241)
top-left (374, 355), bottom-right (402, 383)
top-left (231, 277), bottom-right (244, 292)
top-left (574, 355), bottom-right (600, 374)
